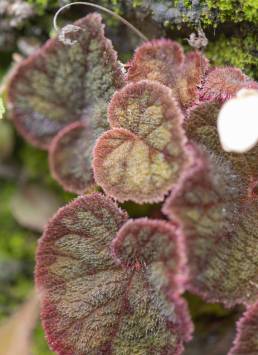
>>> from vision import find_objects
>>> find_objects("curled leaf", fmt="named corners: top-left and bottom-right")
top-left (163, 146), bottom-right (258, 307)
top-left (7, 13), bottom-right (124, 149)
top-left (127, 39), bottom-right (208, 108)
top-left (200, 67), bottom-right (258, 102)
top-left (36, 193), bottom-right (193, 354)
top-left (49, 121), bottom-right (95, 194)
top-left (93, 80), bottom-right (190, 203)
top-left (229, 302), bottom-right (258, 355)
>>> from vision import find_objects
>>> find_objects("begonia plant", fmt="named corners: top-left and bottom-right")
top-left (6, 10), bottom-right (258, 355)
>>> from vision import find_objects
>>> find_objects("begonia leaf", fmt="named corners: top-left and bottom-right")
top-left (200, 67), bottom-right (258, 102)
top-left (229, 302), bottom-right (258, 355)
top-left (127, 39), bottom-right (208, 108)
top-left (112, 218), bottom-right (187, 293)
top-left (7, 13), bottom-right (124, 149)
top-left (36, 193), bottom-right (193, 354)
top-left (93, 80), bottom-right (190, 203)
top-left (163, 145), bottom-right (258, 307)
top-left (49, 121), bottom-right (96, 194)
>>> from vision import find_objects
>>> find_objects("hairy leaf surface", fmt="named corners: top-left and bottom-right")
top-left (93, 80), bottom-right (190, 203)
top-left (229, 302), bottom-right (258, 355)
top-left (36, 193), bottom-right (192, 354)
top-left (127, 39), bottom-right (208, 108)
top-left (7, 13), bottom-right (124, 149)
top-left (200, 67), bottom-right (258, 102)
top-left (164, 92), bottom-right (258, 306)
top-left (163, 146), bottom-right (258, 307)
top-left (49, 121), bottom-right (96, 194)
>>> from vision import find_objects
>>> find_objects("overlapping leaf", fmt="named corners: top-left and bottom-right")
top-left (229, 302), bottom-right (258, 355)
top-left (49, 121), bottom-right (96, 194)
top-left (7, 13), bottom-right (124, 193)
top-left (127, 39), bottom-right (208, 109)
top-left (8, 13), bottom-right (124, 149)
top-left (162, 93), bottom-right (258, 306)
top-left (36, 193), bottom-right (193, 354)
top-left (200, 67), bottom-right (258, 102)
top-left (93, 80), bottom-right (190, 203)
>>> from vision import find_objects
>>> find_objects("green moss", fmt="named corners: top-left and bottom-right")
top-left (205, 0), bottom-right (258, 23)
top-left (206, 33), bottom-right (258, 79)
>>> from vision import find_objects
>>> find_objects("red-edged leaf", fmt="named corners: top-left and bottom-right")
top-left (49, 121), bottom-right (96, 194)
top-left (36, 193), bottom-right (193, 354)
top-left (7, 13), bottom-right (124, 149)
top-left (200, 67), bottom-right (258, 102)
top-left (112, 218), bottom-right (188, 293)
top-left (163, 145), bottom-right (258, 307)
top-left (127, 39), bottom-right (208, 108)
top-left (127, 39), bottom-right (184, 86)
top-left (229, 302), bottom-right (258, 355)
top-left (93, 80), bottom-right (190, 203)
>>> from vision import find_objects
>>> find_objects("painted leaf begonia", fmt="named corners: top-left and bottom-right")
top-left (49, 121), bottom-right (96, 194)
top-left (200, 67), bottom-right (258, 102)
top-left (36, 193), bottom-right (193, 354)
top-left (229, 302), bottom-right (258, 355)
top-left (93, 80), bottom-right (191, 203)
top-left (127, 39), bottom-right (208, 109)
top-left (8, 13), bottom-right (124, 149)
top-left (7, 13), bottom-right (124, 193)
top-left (163, 78), bottom-right (258, 306)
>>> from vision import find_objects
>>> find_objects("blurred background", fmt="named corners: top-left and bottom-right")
top-left (0, 1), bottom-right (257, 354)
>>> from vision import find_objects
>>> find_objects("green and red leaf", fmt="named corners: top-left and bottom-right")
top-left (49, 121), bottom-right (96, 194)
top-left (163, 144), bottom-right (258, 307)
top-left (36, 193), bottom-right (193, 354)
top-left (200, 67), bottom-right (258, 102)
top-left (93, 80), bottom-right (191, 203)
top-left (127, 39), bottom-right (208, 109)
top-left (7, 13), bottom-right (124, 149)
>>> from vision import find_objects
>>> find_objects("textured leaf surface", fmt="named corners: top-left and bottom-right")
top-left (112, 218), bottom-right (187, 292)
top-left (200, 67), bottom-right (258, 102)
top-left (49, 121), bottom-right (96, 194)
top-left (93, 80), bottom-right (190, 203)
top-left (229, 302), bottom-right (258, 355)
top-left (163, 146), bottom-right (258, 307)
top-left (7, 13), bottom-right (124, 149)
top-left (36, 193), bottom-right (192, 354)
top-left (127, 40), bottom-right (208, 108)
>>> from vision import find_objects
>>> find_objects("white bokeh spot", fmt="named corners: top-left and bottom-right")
top-left (217, 89), bottom-right (258, 153)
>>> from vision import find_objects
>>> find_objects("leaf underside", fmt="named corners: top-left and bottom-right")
top-left (163, 93), bottom-right (258, 307)
top-left (7, 12), bottom-right (124, 149)
top-left (36, 193), bottom-right (192, 355)
top-left (229, 302), bottom-right (258, 355)
top-left (93, 80), bottom-right (190, 204)
top-left (127, 39), bottom-right (208, 109)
